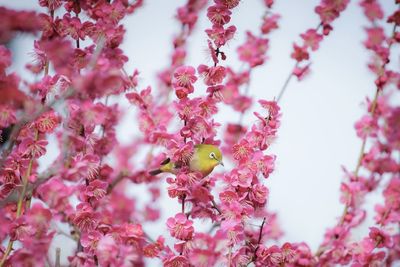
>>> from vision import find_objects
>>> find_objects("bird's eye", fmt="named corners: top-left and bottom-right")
top-left (209, 152), bottom-right (216, 159)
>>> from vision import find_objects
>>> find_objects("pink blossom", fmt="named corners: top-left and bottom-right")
top-left (215, 0), bottom-right (240, 9)
top-left (197, 65), bottom-right (226, 86)
top-left (361, 144), bottom-right (398, 174)
top-left (80, 230), bottom-right (103, 252)
top-left (191, 184), bottom-right (213, 203)
top-left (281, 242), bottom-right (296, 263)
top-left (167, 175), bottom-right (190, 199)
top-left (206, 25), bottom-right (236, 47)
top-left (173, 66), bottom-right (197, 89)
top-left (68, 252), bottom-right (96, 267)
top-left (387, 10), bottom-right (400, 26)
top-left (24, 203), bottom-right (52, 235)
top-left (354, 115), bottom-right (378, 139)
top-left (219, 220), bottom-right (245, 245)
top-left (190, 233), bottom-right (222, 263)
top-left (256, 245), bottom-right (283, 266)
top-left (206, 85), bottom-right (224, 101)
top-left (169, 141), bottom-right (195, 165)
top-left (0, 8), bottom-right (42, 43)
top-left (0, 45), bottom-right (12, 71)
top-left (73, 203), bottom-right (99, 232)
top-left (364, 27), bottom-right (385, 51)
top-left (163, 255), bottom-right (189, 267)
top-left (315, 0), bottom-right (350, 24)
top-left (207, 5), bottom-right (231, 25)
top-left (95, 235), bottom-right (119, 266)
top-left (368, 227), bottom-right (393, 248)
top-left (199, 97), bottom-right (219, 118)
top-left (166, 213), bottom-right (194, 240)
top-left (293, 64), bottom-right (311, 80)
top-left (56, 13), bottom-right (84, 40)
top-left (176, 4), bottom-right (200, 31)
top-left (18, 137), bottom-right (48, 158)
top-left (37, 177), bottom-right (73, 211)
top-left (359, 0), bottom-right (384, 22)
top-left (118, 223), bottom-right (144, 244)
top-left (237, 32), bottom-right (269, 67)
top-left (8, 248), bottom-right (47, 267)
top-left (0, 182), bottom-right (16, 200)
top-left (144, 205), bottom-right (160, 221)
top-left (175, 86), bottom-right (194, 99)
top-left (80, 179), bottom-right (108, 203)
top-left (340, 182), bottom-right (365, 208)
top-left (291, 43), bottom-right (309, 62)
top-left (383, 177), bottom-right (400, 212)
top-left (174, 98), bottom-right (202, 120)
top-left (74, 70), bottom-right (125, 97)
top-left (249, 184), bottom-right (269, 205)
top-left (219, 190), bottom-right (239, 204)
top-left (0, 105), bottom-right (17, 128)
top-left (261, 14), bottom-right (280, 34)
top-left (293, 243), bottom-right (316, 266)
top-left (259, 99), bottom-right (280, 119)
top-left (231, 168), bottom-right (254, 188)
top-left (301, 29), bottom-right (323, 51)
top-left (126, 86), bottom-right (153, 110)
top-left (66, 153), bottom-right (100, 181)
top-left (232, 139), bottom-right (253, 162)
top-left (143, 236), bottom-right (165, 258)
top-left (181, 116), bottom-right (214, 141)
top-left (40, 38), bottom-right (76, 76)
top-left (39, 0), bottom-right (62, 11)
top-left (384, 107), bottom-right (400, 149)
top-left (223, 123), bottom-right (246, 148)
top-left (232, 95), bottom-right (252, 113)
top-left (35, 110), bottom-right (60, 133)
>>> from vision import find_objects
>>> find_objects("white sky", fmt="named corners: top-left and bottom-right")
top-left (2, 0), bottom-right (399, 265)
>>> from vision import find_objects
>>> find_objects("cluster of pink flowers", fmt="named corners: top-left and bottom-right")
top-left (219, 0), bottom-right (280, 129)
top-left (315, 1), bottom-right (400, 266)
top-left (290, 0), bottom-right (350, 80)
top-left (0, 0), bottom-right (399, 266)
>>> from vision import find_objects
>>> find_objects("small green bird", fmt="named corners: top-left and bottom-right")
top-left (149, 144), bottom-right (223, 177)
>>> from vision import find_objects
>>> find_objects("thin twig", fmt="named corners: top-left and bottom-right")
top-left (211, 198), bottom-right (222, 215)
top-left (55, 248), bottom-right (61, 267)
top-left (276, 23), bottom-right (322, 103)
top-left (227, 245), bottom-right (233, 267)
top-left (254, 217), bottom-right (266, 256)
top-left (106, 173), bottom-right (126, 194)
top-left (121, 68), bottom-right (138, 92)
top-left (246, 217), bottom-right (266, 266)
top-left (181, 194), bottom-right (186, 214)
top-left (276, 62), bottom-right (298, 103)
top-left (207, 222), bottom-right (220, 234)
top-left (144, 231), bottom-right (155, 244)
top-left (88, 36), bottom-right (105, 69)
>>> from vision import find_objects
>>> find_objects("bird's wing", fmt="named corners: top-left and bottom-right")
top-left (160, 158), bottom-right (171, 165)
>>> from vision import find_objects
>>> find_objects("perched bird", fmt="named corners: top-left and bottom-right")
top-left (149, 144), bottom-right (223, 177)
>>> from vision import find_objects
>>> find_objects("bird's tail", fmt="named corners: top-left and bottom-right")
top-left (149, 169), bottom-right (163, 176)
top-left (149, 158), bottom-right (171, 176)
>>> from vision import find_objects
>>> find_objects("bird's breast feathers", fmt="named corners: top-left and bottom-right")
top-left (189, 153), bottom-right (214, 176)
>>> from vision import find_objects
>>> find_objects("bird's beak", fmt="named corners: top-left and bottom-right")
top-left (219, 161), bottom-right (224, 166)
